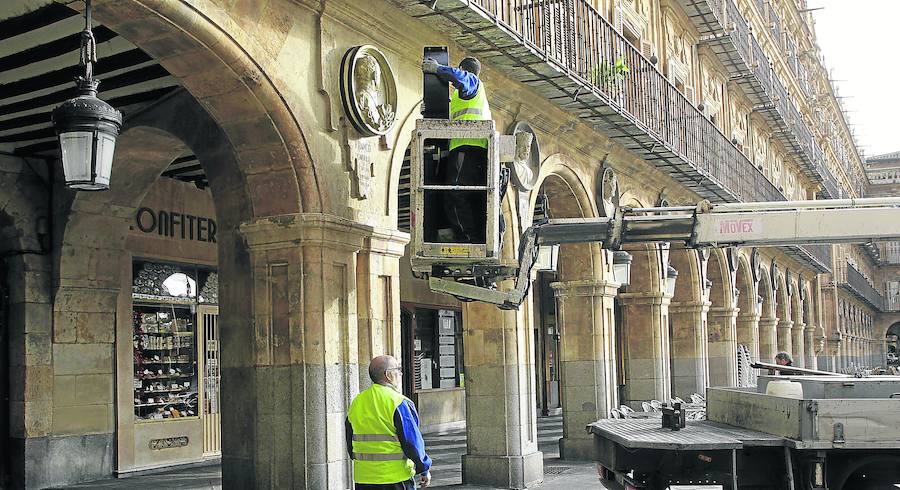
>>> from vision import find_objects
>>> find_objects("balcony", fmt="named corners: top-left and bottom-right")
top-left (393, 0), bottom-right (783, 204)
top-left (843, 263), bottom-right (883, 310)
top-left (677, 0), bottom-right (841, 198)
top-left (880, 241), bottom-right (900, 265)
top-left (783, 243), bottom-right (831, 274)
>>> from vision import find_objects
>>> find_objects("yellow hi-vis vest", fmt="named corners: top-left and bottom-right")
top-left (449, 81), bottom-right (492, 151)
top-left (347, 383), bottom-right (416, 484)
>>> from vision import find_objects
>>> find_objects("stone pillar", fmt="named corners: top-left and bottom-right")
top-left (791, 322), bottom-right (806, 368)
top-left (461, 292), bottom-right (543, 488)
top-left (736, 312), bottom-right (761, 361)
top-left (804, 325), bottom-right (817, 370)
top-left (235, 214), bottom-right (380, 489)
top-left (551, 280), bottom-right (619, 461)
top-left (776, 320), bottom-right (794, 357)
top-left (668, 301), bottom-right (710, 399)
top-left (758, 317), bottom-right (779, 363)
top-left (355, 230), bottom-right (409, 390)
top-left (707, 306), bottom-right (739, 387)
top-left (618, 292), bottom-right (672, 407)
top-left (7, 254), bottom-right (56, 488)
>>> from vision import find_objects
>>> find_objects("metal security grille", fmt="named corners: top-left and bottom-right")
top-left (199, 305), bottom-right (221, 456)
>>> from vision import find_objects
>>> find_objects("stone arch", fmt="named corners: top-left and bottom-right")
top-left (619, 240), bottom-right (668, 406)
top-left (527, 155), bottom-right (615, 460)
top-left (801, 282), bottom-right (817, 368)
top-left (758, 265), bottom-right (778, 362)
top-left (707, 249), bottom-right (738, 387)
top-left (385, 103), bottom-right (424, 221)
top-left (735, 252), bottom-right (759, 360)
top-left (52, 89), bottom-right (261, 478)
top-left (774, 272), bottom-right (792, 355)
top-left (668, 249), bottom-right (708, 398)
top-left (51, 87), bottom-right (326, 486)
top-left (790, 279), bottom-right (805, 367)
top-left (91, 0), bottom-right (322, 214)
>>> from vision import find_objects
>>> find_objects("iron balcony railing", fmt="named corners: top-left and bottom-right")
top-left (881, 241), bottom-right (900, 265)
top-left (885, 294), bottom-right (900, 312)
top-left (454, 0), bottom-right (784, 203)
top-left (395, 0), bottom-right (831, 272)
top-left (845, 263), bottom-right (883, 310)
top-left (677, 0), bottom-right (841, 198)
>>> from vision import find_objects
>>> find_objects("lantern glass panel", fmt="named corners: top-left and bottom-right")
top-left (59, 131), bottom-right (93, 183)
top-left (95, 131), bottom-right (117, 187)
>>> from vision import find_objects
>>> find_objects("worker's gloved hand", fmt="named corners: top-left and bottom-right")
top-left (418, 471), bottom-right (432, 488)
top-left (421, 58), bottom-right (440, 74)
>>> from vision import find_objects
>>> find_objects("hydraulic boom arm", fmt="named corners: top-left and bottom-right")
top-left (430, 197), bottom-right (900, 309)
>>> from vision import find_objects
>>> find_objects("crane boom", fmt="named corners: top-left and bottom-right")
top-left (429, 197), bottom-right (900, 309)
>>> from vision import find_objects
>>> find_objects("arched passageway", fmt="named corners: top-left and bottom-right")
top-left (706, 250), bottom-right (738, 387)
top-left (734, 251), bottom-right (760, 385)
top-left (533, 161), bottom-right (616, 461)
top-left (758, 266), bottom-right (778, 363)
top-left (619, 242), bottom-right (668, 407)
top-left (774, 273), bottom-right (792, 359)
top-left (790, 279), bottom-right (805, 367)
top-left (668, 249), bottom-right (707, 399)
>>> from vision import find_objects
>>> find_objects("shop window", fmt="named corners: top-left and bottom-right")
top-left (132, 260), bottom-right (219, 422)
top-left (408, 306), bottom-right (464, 390)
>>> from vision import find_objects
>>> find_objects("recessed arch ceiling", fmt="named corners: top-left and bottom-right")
top-left (0, 1), bottom-right (207, 188)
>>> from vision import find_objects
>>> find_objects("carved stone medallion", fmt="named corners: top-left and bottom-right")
top-left (598, 166), bottom-right (619, 217)
top-left (340, 45), bottom-right (397, 137)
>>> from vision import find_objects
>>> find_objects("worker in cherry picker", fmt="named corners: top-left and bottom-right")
top-left (421, 56), bottom-right (507, 245)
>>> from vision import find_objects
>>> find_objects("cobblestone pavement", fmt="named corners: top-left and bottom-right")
top-left (59, 415), bottom-right (614, 489)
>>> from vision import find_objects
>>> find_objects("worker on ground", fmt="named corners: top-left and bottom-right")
top-left (775, 352), bottom-right (793, 367)
top-left (421, 56), bottom-right (506, 246)
top-left (346, 355), bottom-right (432, 489)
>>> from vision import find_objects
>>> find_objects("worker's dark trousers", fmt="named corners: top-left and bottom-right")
top-left (355, 479), bottom-right (415, 490)
top-left (444, 145), bottom-right (504, 243)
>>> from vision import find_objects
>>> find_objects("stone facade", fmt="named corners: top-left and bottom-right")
top-left (0, 0), bottom-right (892, 488)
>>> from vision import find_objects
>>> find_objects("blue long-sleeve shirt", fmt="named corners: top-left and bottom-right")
top-left (345, 398), bottom-right (433, 475)
top-left (436, 65), bottom-right (480, 100)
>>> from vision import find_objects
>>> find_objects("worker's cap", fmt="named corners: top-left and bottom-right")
top-left (459, 57), bottom-right (481, 75)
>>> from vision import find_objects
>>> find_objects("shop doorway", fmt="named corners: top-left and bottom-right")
top-left (533, 271), bottom-right (561, 416)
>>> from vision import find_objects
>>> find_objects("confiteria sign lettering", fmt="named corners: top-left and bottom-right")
top-left (134, 207), bottom-right (217, 243)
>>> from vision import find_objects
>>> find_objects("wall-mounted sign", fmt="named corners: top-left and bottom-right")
top-left (149, 436), bottom-right (189, 450)
top-left (134, 207), bottom-right (217, 243)
top-left (340, 45), bottom-right (397, 137)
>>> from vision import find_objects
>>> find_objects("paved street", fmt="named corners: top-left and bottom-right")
top-left (57, 416), bottom-right (608, 489)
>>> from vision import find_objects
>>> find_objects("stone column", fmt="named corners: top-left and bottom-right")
top-left (707, 306), bottom-right (739, 387)
top-left (461, 291), bottom-right (543, 488)
top-left (618, 292), bottom-right (672, 407)
top-left (791, 322), bottom-right (806, 368)
top-left (355, 230), bottom-right (409, 390)
top-left (551, 280), bottom-right (619, 461)
top-left (804, 325), bottom-right (817, 370)
top-left (736, 311), bottom-right (761, 361)
top-left (7, 254), bottom-right (56, 488)
top-left (668, 301), bottom-right (710, 399)
top-left (235, 214), bottom-right (378, 489)
top-left (776, 319), bottom-right (794, 357)
top-left (758, 317), bottom-right (779, 364)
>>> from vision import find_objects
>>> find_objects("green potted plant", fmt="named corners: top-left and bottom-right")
top-left (589, 56), bottom-right (630, 99)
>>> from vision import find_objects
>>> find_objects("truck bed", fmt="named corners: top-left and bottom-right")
top-left (588, 419), bottom-right (786, 451)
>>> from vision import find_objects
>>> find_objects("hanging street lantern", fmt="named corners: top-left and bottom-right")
top-left (665, 264), bottom-right (678, 297)
top-left (612, 250), bottom-right (633, 287)
top-left (51, 0), bottom-right (122, 191)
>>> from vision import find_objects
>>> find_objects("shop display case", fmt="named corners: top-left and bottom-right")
top-left (132, 303), bottom-right (199, 421)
